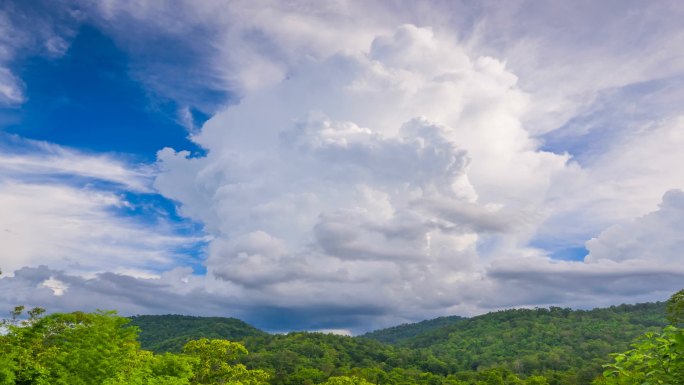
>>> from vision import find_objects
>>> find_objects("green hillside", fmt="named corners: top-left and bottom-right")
top-left (1, 297), bottom-right (678, 385)
top-left (360, 315), bottom-right (464, 344)
top-left (129, 314), bottom-right (267, 352)
top-left (126, 302), bottom-right (668, 384)
top-left (358, 302), bottom-right (667, 381)
top-left (240, 332), bottom-right (406, 384)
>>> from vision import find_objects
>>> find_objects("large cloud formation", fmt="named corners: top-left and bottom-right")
top-left (152, 22), bottom-right (683, 329)
top-left (2, 1), bottom-right (684, 333)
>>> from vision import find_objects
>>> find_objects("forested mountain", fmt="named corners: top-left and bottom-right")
top-left (361, 315), bottom-right (464, 344)
top-left (124, 301), bottom-right (668, 385)
top-left (1, 297), bottom-right (680, 385)
top-left (129, 314), bottom-right (267, 352)
top-left (386, 303), bottom-right (667, 383)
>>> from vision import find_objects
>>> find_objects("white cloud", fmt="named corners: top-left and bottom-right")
top-left (153, 24), bottom-right (570, 325)
top-left (586, 189), bottom-right (684, 265)
top-left (3, 1), bottom-right (684, 331)
top-left (465, 1), bottom-right (684, 134)
top-left (482, 189), bottom-right (684, 311)
top-left (148, 3), bottom-right (683, 327)
top-left (0, 9), bottom-right (25, 105)
top-left (0, 141), bottom-right (201, 278)
top-left (536, 115), bottom-right (684, 250)
top-left (0, 2), bottom-right (80, 106)
top-left (0, 67), bottom-right (24, 105)
top-left (41, 276), bottom-right (68, 296)
top-left (0, 181), bottom-right (192, 277)
top-left (0, 140), bottom-right (153, 192)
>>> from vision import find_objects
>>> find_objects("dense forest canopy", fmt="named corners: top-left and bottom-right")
top-left (360, 316), bottom-right (465, 345)
top-left (2, 293), bottom-right (681, 385)
top-left (129, 315), bottom-right (267, 353)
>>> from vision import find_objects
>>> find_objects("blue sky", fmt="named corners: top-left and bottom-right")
top-left (6, 24), bottom-right (208, 159)
top-left (1, 1), bottom-right (683, 333)
top-left (1, 20), bottom-right (211, 275)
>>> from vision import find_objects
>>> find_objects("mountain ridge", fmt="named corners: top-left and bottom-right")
top-left (120, 301), bottom-right (670, 384)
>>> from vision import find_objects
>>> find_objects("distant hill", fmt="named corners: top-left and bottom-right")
top-left (360, 315), bottom-right (464, 344)
top-left (360, 302), bottom-right (668, 381)
top-left (129, 301), bottom-right (669, 384)
top-left (240, 331), bottom-right (403, 382)
top-left (129, 314), bottom-right (267, 352)
top-left (418, 303), bottom-right (665, 378)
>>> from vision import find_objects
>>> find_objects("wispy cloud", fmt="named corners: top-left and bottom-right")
top-left (0, 138), bottom-right (153, 192)
top-left (0, 139), bottom-right (204, 278)
top-left (0, 1), bottom-right (78, 106)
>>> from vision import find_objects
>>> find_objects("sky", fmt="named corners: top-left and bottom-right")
top-left (1, 0), bottom-right (683, 334)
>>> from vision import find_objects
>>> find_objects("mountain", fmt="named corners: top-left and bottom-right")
top-left (129, 314), bottom-right (267, 352)
top-left (364, 302), bottom-right (668, 382)
top-left (129, 301), bottom-right (669, 384)
top-left (360, 315), bottom-right (465, 344)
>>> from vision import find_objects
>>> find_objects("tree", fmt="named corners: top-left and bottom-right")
top-left (183, 338), bottom-right (269, 385)
top-left (102, 351), bottom-right (195, 385)
top-left (596, 289), bottom-right (684, 385)
top-left (596, 326), bottom-right (683, 385)
top-left (0, 310), bottom-right (141, 384)
top-left (523, 376), bottom-right (549, 385)
top-left (321, 376), bottom-right (374, 385)
top-left (0, 309), bottom-right (269, 385)
top-left (667, 288), bottom-right (684, 326)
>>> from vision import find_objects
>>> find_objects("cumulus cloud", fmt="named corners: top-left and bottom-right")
top-left (150, 5), bottom-right (683, 328)
top-left (485, 189), bottom-right (684, 311)
top-left (151, 24), bottom-right (571, 327)
top-left (536, 115), bottom-right (684, 251)
top-left (3, 1), bottom-right (684, 331)
top-left (467, 1), bottom-right (684, 134)
top-left (586, 189), bottom-right (684, 265)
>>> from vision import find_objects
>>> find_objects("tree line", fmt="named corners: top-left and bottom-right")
top-left (0, 289), bottom-right (681, 385)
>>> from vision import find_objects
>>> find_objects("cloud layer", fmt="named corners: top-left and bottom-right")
top-left (2, 1), bottom-right (684, 332)
top-left (151, 20), bottom-right (683, 329)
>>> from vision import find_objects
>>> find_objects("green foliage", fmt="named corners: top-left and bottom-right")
top-left (129, 302), bottom-right (669, 385)
top-left (240, 331), bottom-right (402, 380)
top-left (101, 350), bottom-right (194, 385)
top-left (596, 326), bottom-right (684, 385)
top-left (523, 376), bottom-right (549, 385)
top-left (1, 294), bottom-right (677, 385)
top-left (361, 316), bottom-right (465, 345)
top-left (400, 303), bottom-right (667, 376)
top-left (0, 310), bottom-right (268, 385)
top-left (322, 376), bottom-right (374, 385)
top-left (130, 315), bottom-right (267, 353)
top-left (183, 338), bottom-right (269, 385)
top-left (666, 288), bottom-right (684, 326)
top-left (0, 310), bottom-right (140, 385)
top-left (595, 289), bottom-right (684, 385)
